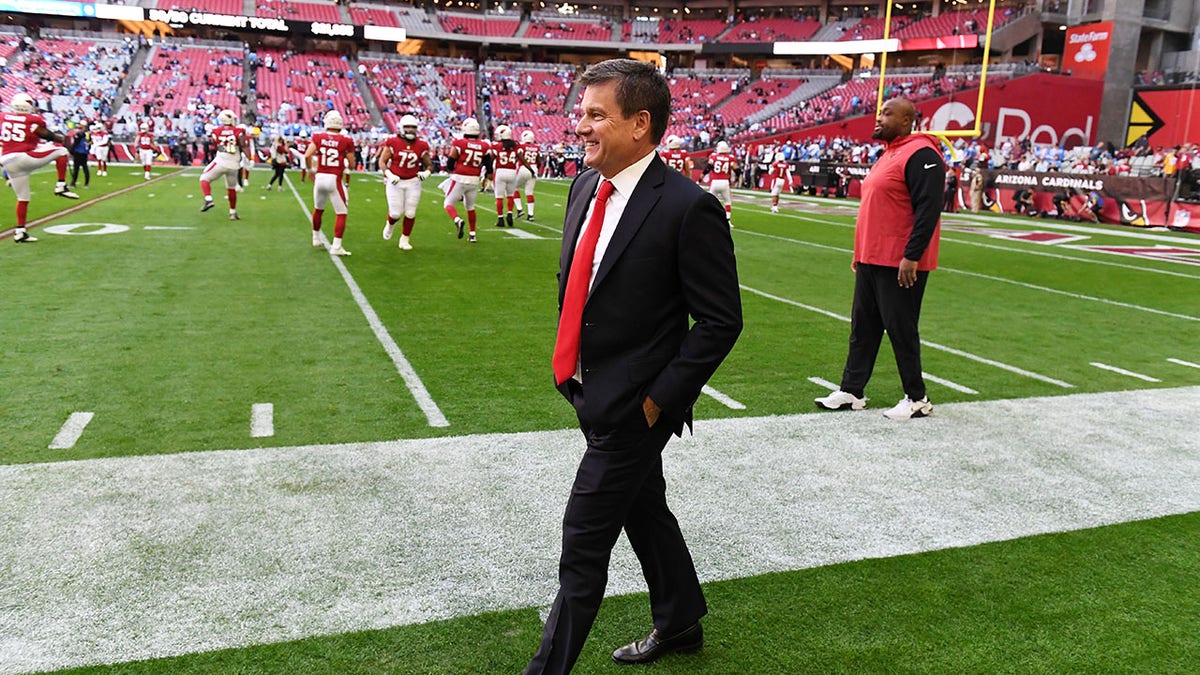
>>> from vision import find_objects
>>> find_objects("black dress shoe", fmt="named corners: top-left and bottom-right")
top-left (611, 622), bottom-right (703, 665)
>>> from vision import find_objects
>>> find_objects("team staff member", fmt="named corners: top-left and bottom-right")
top-left (67, 122), bottom-right (90, 189)
top-left (815, 97), bottom-right (943, 420)
top-left (525, 58), bottom-right (742, 674)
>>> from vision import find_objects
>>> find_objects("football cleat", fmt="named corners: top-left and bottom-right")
top-left (882, 396), bottom-right (933, 420)
top-left (771, 206), bottom-right (779, 213)
top-left (526, 213), bottom-right (535, 222)
top-left (506, 212), bottom-right (514, 228)
top-left (454, 218), bottom-right (465, 239)
top-left (312, 234), bottom-right (324, 248)
top-left (495, 217), bottom-right (505, 228)
top-left (398, 235), bottom-right (413, 251)
top-left (200, 199), bottom-right (214, 212)
top-left (54, 186), bottom-right (79, 199)
top-left (13, 231), bottom-right (37, 243)
top-left (382, 220), bottom-right (395, 240)
top-left (229, 212), bottom-right (240, 220)
top-left (468, 232), bottom-right (477, 243)
top-left (329, 245), bottom-right (351, 256)
top-left (814, 390), bottom-right (867, 411)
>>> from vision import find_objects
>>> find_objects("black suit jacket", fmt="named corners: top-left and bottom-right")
top-left (556, 154), bottom-right (742, 435)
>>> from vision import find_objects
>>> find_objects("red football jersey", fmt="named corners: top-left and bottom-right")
top-left (662, 149), bottom-right (689, 174)
top-left (210, 125), bottom-right (245, 156)
top-left (137, 131), bottom-right (155, 151)
top-left (707, 152), bottom-right (734, 180)
top-left (768, 160), bottom-right (793, 181)
top-left (382, 135), bottom-right (430, 179)
top-left (294, 138), bottom-right (309, 154)
top-left (451, 137), bottom-right (488, 177)
top-left (491, 141), bottom-right (521, 171)
top-left (311, 131), bottom-right (355, 176)
top-left (0, 112), bottom-right (47, 153)
top-left (519, 142), bottom-right (540, 169)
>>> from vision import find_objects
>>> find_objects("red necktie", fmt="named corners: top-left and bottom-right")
top-left (553, 179), bottom-right (614, 385)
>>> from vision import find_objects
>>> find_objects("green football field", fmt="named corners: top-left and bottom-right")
top-left (2, 164), bottom-right (1199, 674)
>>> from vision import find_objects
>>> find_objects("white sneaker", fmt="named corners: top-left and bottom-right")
top-left (770, 205), bottom-right (779, 213)
top-left (329, 245), bottom-right (352, 256)
top-left (398, 234), bottom-right (412, 250)
top-left (382, 220), bottom-right (395, 240)
top-left (312, 234), bottom-right (323, 248)
top-left (814, 389), bottom-right (867, 411)
top-left (882, 396), bottom-right (933, 420)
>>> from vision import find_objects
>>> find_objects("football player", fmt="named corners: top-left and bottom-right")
top-left (766, 151), bottom-right (793, 213)
top-left (304, 110), bottom-right (356, 256)
top-left (135, 121), bottom-right (155, 180)
top-left (512, 129), bottom-right (540, 221)
top-left (379, 114), bottom-right (432, 251)
top-left (0, 93), bottom-right (79, 243)
top-left (489, 124), bottom-right (534, 228)
top-left (291, 129), bottom-right (310, 182)
top-left (90, 121), bottom-right (110, 176)
top-left (199, 109), bottom-right (252, 220)
top-left (705, 140), bottom-right (736, 226)
top-left (443, 117), bottom-right (488, 243)
top-left (662, 134), bottom-right (694, 180)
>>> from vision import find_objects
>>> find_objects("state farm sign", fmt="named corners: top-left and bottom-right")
top-left (1063, 21), bottom-right (1113, 81)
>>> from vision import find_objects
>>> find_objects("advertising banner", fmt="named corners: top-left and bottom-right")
top-left (770, 74), bottom-right (1103, 150)
top-left (969, 169), bottom-right (1185, 230)
top-left (1062, 21), bottom-right (1114, 81)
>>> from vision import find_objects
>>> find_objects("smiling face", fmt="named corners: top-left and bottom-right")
top-left (575, 79), bottom-right (652, 179)
top-left (872, 98), bottom-right (915, 142)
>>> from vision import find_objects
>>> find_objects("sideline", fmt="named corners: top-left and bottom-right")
top-left (3, 386), bottom-right (1197, 673)
top-left (285, 176), bottom-right (449, 427)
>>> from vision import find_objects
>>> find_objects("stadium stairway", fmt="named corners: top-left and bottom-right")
top-left (987, 8), bottom-right (1041, 55)
top-left (351, 54), bottom-right (385, 129)
top-left (743, 75), bottom-right (843, 127)
top-left (337, 1), bottom-right (351, 24)
top-left (242, 0), bottom-right (253, 18)
top-left (514, 14), bottom-right (531, 38)
top-left (111, 41), bottom-right (150, 119)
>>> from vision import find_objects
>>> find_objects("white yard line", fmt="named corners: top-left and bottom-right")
top-left (1089, 362), bottom-right (1162, 382)
top-left (47, 412), bottom-right (94, 450)
top-left (741, 284), bottom-right (1074, 388)
top-left (807, 376), bottom-right (839, 391)
top-left (286, 178), bottom-right (449, 428)
top-left (701, 385), bottom-right (746, 410)
top-left (1168, 357), bottom-right (1200, 370)
top-left (923, 372), bottom-right (979, 395)
top-left (250, 403), bottom-right (274, 438)
top-left (2, 386), bottom-right (1198, 674)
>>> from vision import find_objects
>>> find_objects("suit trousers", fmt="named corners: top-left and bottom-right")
top-left (525, 389), bottom-right (707, 674)
top-left (840, 263), bottom-right (929, 400)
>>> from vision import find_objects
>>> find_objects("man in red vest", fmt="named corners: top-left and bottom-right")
top-left (815, 97), bottom-right (944, 420)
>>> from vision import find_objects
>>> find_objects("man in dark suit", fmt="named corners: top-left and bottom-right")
top-left (525, 59), bottom-right (743, 674)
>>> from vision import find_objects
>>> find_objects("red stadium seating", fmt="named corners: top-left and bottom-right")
top-left (253, 49), bottom-right (370, 131)
top-left (439, 12), bottom-right (520, 38)
top-left (894, 9), bottom-right (1016, 39)
top-left (525, 17), bottom-right (613, 42)
top-left (359, 57), bottom-right (476, 143)
top-left (837, 17), bottom-right (909, 41)
top-left (722, 17), bottom-right (821, 43)
top-left (657, 18), bottom-right (728, 44)
top-left (348, 6), bottom-right (399, 28)
top-left (480, 63), bottom-right (576, 142)
top-left (255, 0), bottom-right (342, 24)
top-left (130, 45), bottom-right (243, 119)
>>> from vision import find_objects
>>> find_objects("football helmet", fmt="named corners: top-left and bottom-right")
top-left (139, 122), bottom-right (149, 132)
top-left (217, 109), bottom-right (236, 126)
top-left (774, 152), bottom-right (785, 162)
top-left (299, 128), bottom-right (309, 138)
top-left (495, 124), bottom-right (512, 141)
top-left (461, 117), bottom-right (481, 137)
top-left (90, 122), bottom-right (104, 133)
top-left (399, 114), bottom-right (419, 140)
top-left (666, 135), bottom-right (683, 150)
top-left (10, 93), bottom-right (35, 114)
top-left (323, 110), bottom-right (344, 131)
top-left (716, 141), bottom-right (730, 154)
top-left (521, 130), bottom-right (535, 144)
